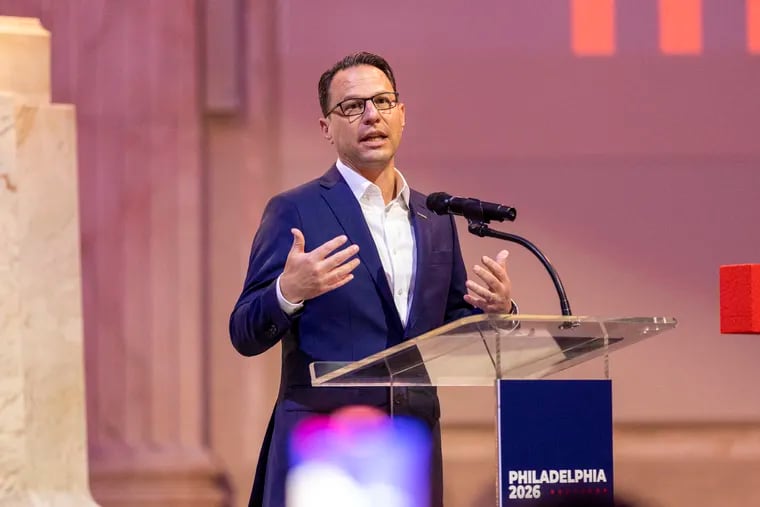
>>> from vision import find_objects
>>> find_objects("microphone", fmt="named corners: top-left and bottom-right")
top-left (426, 192), bottom-right (517, 223)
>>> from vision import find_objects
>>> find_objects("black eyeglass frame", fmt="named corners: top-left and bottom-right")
top-left (325, 92), bottom-right (400, 117)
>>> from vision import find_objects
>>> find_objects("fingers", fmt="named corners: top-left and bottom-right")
top-left (290, 231), bottom-right (356, 261)
top-left (464, 293), bottom-right (500, 313)
top-left (312, 234), bottom-right (349, 259)
top-left (495, 249), bottom-right (509, 269)
top-left (466, 279), bottom-right (497, 303)
top-left (324, 257), bottom-right (361, 287)
top-left (464, 288), bottom-right (504, 313)
top-left (301, 233), bottom-right (360, 273)
top-left (282, 229), bottom-right (361, 301)
top-left (473, 264), bottom-right (501, 293)
top-left (320, 243), bottom-right (360, 270)
top-left (479, 255), bottom-right (508, 284)
top-left (290, 228), bottom-right (306, 254)
top-left (325, 272), bottom-right (355, 292)
top-left (464, 293), bottom-right (490, 310)
top-left (466, 250), bottom-right (513, 313)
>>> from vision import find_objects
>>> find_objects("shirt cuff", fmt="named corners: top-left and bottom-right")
top-left (276, 275), bottom-right (304, 315)
top-left (509, 298), bottom-right (519, 315)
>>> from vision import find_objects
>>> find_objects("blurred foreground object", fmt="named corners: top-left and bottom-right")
top-left (286, 406), bottom-right (432, 507)
top-left (0, 16), bottom-right (98, 506)
top-left (720, 264), bottom-right (760, 333)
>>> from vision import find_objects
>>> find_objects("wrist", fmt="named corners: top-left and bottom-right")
top-left (276, 275), bottom-right (304, 316)
top-left (279, 275), bottom-right (303, 305)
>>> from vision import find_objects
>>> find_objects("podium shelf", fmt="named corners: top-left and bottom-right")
top-left (310, 314), bottom-right (676, 387)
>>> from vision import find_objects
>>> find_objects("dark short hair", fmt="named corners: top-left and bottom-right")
top-left (318, 52), bottom-right (398, 116)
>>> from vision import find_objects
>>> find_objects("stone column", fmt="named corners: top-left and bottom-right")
top-left (0, 16), bottom-right (98, 507)
top-left (65, 3), bottom-right (227, 505)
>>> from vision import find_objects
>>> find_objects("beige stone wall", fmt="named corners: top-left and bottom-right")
top-left (0, 16), bottom-right (96, 507)
top-left (0, 92), bottom-right (26, 504)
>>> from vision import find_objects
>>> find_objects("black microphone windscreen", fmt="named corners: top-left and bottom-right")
top-left (425, 192), bottom-right (451, 214)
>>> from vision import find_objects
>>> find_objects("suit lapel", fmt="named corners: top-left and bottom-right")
top-left (407, 190), bottom-right (433, 334)
top-left (319, 166), bottom-right (400, 328)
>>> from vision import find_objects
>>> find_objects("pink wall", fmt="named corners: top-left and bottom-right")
top-left (276, 0), bottom-right (760, 421)
top-left (1, 0), bottom-right (759, 505)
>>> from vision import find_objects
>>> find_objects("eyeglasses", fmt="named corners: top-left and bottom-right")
top-left (326, 92), bottom-right (399, 117)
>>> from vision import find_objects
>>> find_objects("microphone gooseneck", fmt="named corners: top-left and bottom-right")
top-left (426, 192), bottom-right (573, 316)
top-left (468, 222), bottom-right (572, 316)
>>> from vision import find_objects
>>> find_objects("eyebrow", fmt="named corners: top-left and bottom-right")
top-left (338, 90), bottom-right (394, 101)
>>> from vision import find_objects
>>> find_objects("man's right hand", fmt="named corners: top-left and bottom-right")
top-left (279, 228), bottom-right (361, 303)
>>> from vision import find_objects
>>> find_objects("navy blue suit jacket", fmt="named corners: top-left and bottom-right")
top-left (230, 165), bottom-right (475, 506)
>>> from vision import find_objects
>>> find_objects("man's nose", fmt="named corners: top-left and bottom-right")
top-left (361, 99), bottom-right (380, 122)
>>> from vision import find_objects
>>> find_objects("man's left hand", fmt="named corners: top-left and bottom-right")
top-left (464, 250), bottom-right (513, 313)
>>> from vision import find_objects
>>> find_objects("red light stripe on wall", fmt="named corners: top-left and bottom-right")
top-left (572, 0), bottom-right (616, 55)
top-left (659, 0), bottom-right (702, 54)
top-left (749, 0), bottom-right (760, 53)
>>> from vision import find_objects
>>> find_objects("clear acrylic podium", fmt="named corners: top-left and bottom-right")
top-left (309, 314), bottom-right (677, 391)
top-left (308, 314), bottom-right (676, 505)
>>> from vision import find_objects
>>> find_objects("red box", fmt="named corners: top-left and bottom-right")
top-left (720, 264), bottom-right (760, 334)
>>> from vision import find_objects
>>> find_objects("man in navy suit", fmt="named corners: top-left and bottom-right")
top-left (230, 52), bottom-right (515, 507)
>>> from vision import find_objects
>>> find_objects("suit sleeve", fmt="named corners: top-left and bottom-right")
top-left (229, 195), bottom-right (302, 356)
top-left (443, 215), bottom-right (482, 323)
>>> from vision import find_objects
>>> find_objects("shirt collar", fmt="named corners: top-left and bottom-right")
top-left (335, 159), bottom-right (410, 207)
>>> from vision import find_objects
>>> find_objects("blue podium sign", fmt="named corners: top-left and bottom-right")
top-left (498, 380), bottom-right (613, 506)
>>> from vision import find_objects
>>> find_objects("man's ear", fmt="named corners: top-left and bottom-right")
top-left (319, 117), bottom-right (333, 143)
top-left (400, 103), bottom-right (406, 129)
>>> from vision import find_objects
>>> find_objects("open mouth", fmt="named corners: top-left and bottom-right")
top-left (360, 133), bottom-right (388, 144)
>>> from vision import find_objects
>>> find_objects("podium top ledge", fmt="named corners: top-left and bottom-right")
top-left (310, 314), bottom-right (677, 387)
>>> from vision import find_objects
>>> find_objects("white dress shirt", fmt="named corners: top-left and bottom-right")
top-left (276, 160), bottom-right (416, 326)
